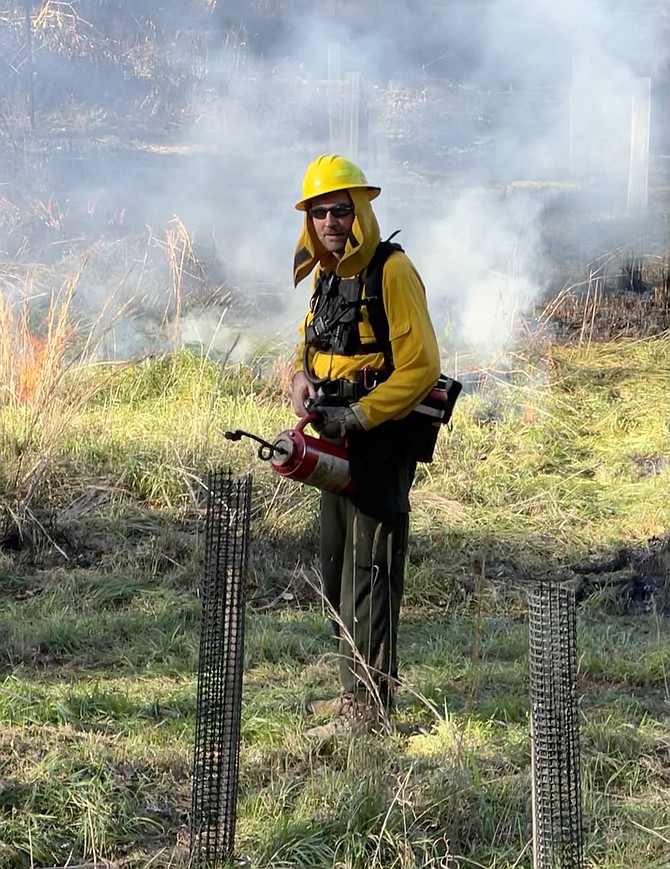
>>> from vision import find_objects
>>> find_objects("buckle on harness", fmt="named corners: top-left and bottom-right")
top-left (320, 379), bottom-right (356, 401)
top-left (316, 368), bottom-right (387, 405)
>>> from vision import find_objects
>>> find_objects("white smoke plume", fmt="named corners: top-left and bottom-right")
top-left (176, 0), bottom-right (669, 359)
top-left (4, 0), bottom-right (669, 361)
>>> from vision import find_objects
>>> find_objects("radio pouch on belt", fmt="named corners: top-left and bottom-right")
top-left (407, 374), bottom-right (462, 463)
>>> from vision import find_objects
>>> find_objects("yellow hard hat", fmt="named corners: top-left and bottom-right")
top-left (295, 154), bottom-right (381, 210)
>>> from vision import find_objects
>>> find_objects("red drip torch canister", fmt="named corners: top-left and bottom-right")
top-left (270, 413), bottom-right (357, 495)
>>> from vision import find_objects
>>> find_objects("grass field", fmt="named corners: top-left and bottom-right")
top-left (0, 311), bottom-right (669, 867)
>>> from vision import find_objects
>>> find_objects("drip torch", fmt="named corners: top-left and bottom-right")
top-left (224, 412), bottom-right (357, 495)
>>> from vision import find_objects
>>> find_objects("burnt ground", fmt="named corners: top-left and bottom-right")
top-left (531, 256), bottom-right (670, 342)
top-left (569, 533), bottom-right (670, 614)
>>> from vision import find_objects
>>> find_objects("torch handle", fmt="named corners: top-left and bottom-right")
top-left (295, 412), bottom-right (321, 434)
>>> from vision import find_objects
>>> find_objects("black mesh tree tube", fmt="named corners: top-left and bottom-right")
top-left (528, 582), bottom-right (584, 869)
top-left (190, 469), bottom-right (252, 868)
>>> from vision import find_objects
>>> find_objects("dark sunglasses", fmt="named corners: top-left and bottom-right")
top-left (308, 203), bottom-right (354, 220)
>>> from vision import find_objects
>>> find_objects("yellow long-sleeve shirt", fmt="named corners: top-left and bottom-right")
top-left (294, 249), bottom-right (441, 429)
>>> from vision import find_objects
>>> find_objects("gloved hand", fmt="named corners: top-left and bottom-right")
top-left (312, 405), bottom-right (363, 440)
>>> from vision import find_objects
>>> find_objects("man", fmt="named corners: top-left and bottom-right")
top-left (291, 154), bottom-right (441, 737)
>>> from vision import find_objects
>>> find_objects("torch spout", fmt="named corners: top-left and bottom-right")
top-left (224, 429), bottom-right (287, 461)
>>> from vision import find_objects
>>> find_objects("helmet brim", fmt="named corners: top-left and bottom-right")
top-left (295, 184), bottom-right (381, 211)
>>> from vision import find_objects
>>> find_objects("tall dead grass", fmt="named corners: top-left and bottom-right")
top-left (0, 213), bottom-right (242, 541)
top-left (0, 261), bottom-right (124, 534)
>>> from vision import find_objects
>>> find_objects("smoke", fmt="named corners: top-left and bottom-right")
top-left (3, 0), bottom-right (669, 361)
top-left (375, 0), bottom-right (670, 354)
top-left (175, 0), bottom-right (670, 360)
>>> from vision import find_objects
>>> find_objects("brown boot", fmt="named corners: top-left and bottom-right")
top-left (305, 693), bottom-right (385, 739)
top-left (304, 694), bottom-right (346, 717)
top-left (306, 691), bottom-right (395, 718)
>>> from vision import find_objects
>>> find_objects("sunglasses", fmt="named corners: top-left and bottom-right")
top-left (308, 203), bottom-right (354, 220)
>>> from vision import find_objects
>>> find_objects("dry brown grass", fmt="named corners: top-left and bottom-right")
top-left (0, 260), bottom-right (130, 543)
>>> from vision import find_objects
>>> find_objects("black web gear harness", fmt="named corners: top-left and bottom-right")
top-left (301, 234), bottom-right (462, 461)
top-left (302, 235), bottom-right (402, 395)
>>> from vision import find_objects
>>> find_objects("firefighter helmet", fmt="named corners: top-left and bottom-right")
top-left (295, 154), bottom-right (381, 210)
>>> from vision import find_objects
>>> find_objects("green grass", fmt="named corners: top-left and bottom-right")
top-left (0, 337), bottom-right (669, 867)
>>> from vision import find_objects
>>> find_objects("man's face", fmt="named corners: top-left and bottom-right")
top-left (308, 190), bottom-right (355, 255)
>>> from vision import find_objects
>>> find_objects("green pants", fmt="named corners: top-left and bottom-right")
top-left (320, 494), bottom-right (410, 707)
